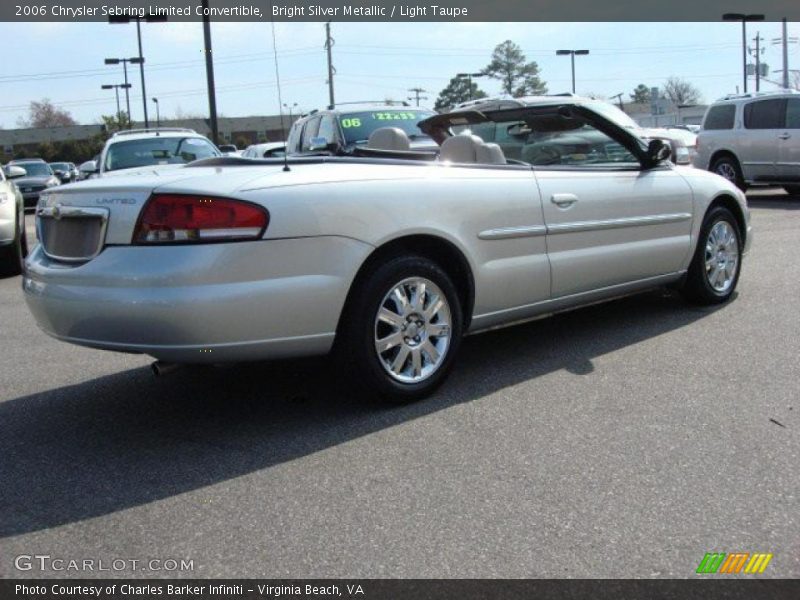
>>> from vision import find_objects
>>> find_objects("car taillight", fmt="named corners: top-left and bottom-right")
top-left (133, 194), bottom-right (268, 244)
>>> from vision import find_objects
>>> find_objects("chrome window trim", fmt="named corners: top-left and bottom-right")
top-left (36, 204), bottom-right (109, 263)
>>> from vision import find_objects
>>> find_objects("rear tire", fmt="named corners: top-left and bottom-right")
top-left (783, 185), bottom-right (800, 197)
top-left (681, 206), bottom-right (742, 305)
top-left (0, 236), bottom-right (23, 277)
top-left (335, 255), bottom-right (463, 403)
top-left (711, 155), bottom-right (747, 191)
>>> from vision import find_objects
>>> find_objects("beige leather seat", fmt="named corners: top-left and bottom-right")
top-left (476, 142), bottom-right (506, 165)
top-left (440, 134), bottom-right (507, 165)
top-left (367, 127), bottom-right (411, 151)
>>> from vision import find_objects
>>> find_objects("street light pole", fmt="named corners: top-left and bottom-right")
top-left (456, 72), bottom-right (483, 101)
top-left (283, 102), bottom-right (298, 121)
top-left (723, 13), bottom-right (765, 94)
top-left (109, 13), bottom-right (167, 129)
top-left (101, 84), bottom-right (131, 129)
top-left (201, 0), bottom-right (219, 144)
top-left (556, 49), bottom-right (590, 94)
top-left (152, 98), bottom-right (160, 127)
top-left (104, 57), bottom-right (142, 127)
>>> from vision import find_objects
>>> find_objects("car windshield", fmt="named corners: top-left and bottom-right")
top-left (104, 136), bottom-right (220, 172)
top-left (339, 110), bottom-right (437, 144)
top-left (17, 162), bottom-right (52, 177)
top-left (50, 162), bottom-right (69, 170)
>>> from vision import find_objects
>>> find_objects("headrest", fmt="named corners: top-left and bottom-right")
top-left (476, 142), bottom-right (506, 165)
top-left (368, 127), bottom-right (411, 151)
top-left (439, 134), bottom-right (483, 163)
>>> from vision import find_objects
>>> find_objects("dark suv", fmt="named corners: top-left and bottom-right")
top-left (286, 102), bottom-right (437, 156)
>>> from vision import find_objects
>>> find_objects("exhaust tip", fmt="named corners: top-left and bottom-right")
top-left (151, 360), bottom-right (181, 376)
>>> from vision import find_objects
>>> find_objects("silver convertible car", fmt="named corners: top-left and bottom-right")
top-left (23, 97), bottom-right (751, 402)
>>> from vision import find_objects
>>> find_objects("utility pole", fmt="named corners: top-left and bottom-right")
top-left (773, 19), bottom-right (798, 89)
top-left (751, 33), bottom-right (764, 92)
top-left (325, 22), bottom-right (335, 108)
top-left (722, 13), bottom-right (765, 94)
top-left (407, 88), bottom-right (428, 107)
top-left (782, 19), bottom-right (789, 89)
top-left (610, 93), bottom-right (624, 111)
top-left (201, 0), bottom-right (219, 144)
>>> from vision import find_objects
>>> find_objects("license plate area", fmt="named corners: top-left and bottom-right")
top-left (36, 205), bottom-right (109, 262)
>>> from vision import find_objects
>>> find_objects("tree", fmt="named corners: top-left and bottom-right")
top-left (630, 84), bottom-right (651, 104)
top-left (661, 77), bottom-right (702, 105)
top-left (17, 98), bottom-right (77, 128)
top-left (100, 111), bottom-right (133, 131)
top-left (483, 40), bottom-right (547, 97)
top-left (434, 76), bottom-right (488, 112)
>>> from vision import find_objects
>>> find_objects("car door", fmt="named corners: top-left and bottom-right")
top-left (533, 123), bottom-right (694, 298)
top-left (778, 97), bottom-right (800, 182)
top-left (738, 98), bottom-right (785, 183)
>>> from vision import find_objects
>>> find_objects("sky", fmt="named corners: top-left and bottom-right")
top-left (1, 20), bottom-right (798, 128)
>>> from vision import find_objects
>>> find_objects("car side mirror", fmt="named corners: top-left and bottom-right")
top-left (4, 165), bottom-right (27, 179)
top-left (647, 138), bottom-right (671, 163)
top-left (309, 136), bottom-right (334, 152)
top-left (79, 160), bottom-right (98, 174)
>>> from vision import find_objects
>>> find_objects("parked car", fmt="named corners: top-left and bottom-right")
top-left (694, 90), bottom-right (800, 193)
top-left (49, 161), bottom-right (75, 183)
top-left (218, 144), bottom-right (242, 156)
top-left (23, 95), bottom-right (750, 403)
top-left (242, 142), bottom-right (286, 159)
top-left (641, 127), bottom-right (697, 166)
top-left (79, 128), bottom-right (221, 179)
top-left (7, 159), bottom-right (60, 207)
top-left (0, 164), bottom-right (28, 276)
top-left (286, 102), bottom-right (437, 156)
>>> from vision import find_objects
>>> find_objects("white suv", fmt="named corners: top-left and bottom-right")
top-left (694, 90), bottom-right (800, 194)
top-left (80, 128), bottom-right (221, 179)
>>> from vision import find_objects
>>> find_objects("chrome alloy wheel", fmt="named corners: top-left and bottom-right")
top-left (374, 277), bottom-right (452, 384)
top-left (704, 220), bottom-right (739, 293)
top-left (715, 162), bottom-right (737, 183)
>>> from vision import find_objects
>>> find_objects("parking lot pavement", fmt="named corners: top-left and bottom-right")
top-left (1, 191), bottom-right (798, 579)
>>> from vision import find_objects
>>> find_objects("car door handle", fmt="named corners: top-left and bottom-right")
top-left (778, 132), bottom-right (791, 140)
top-left (551, 193), bottom-right (579, 208)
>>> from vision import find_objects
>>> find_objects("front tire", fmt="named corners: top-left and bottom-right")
top-left (711, 155), bottom-right (747, 191)
top-left (336, 255), bottom-right (463, 403)
top-left (681, 206), bottom-right (742, 305)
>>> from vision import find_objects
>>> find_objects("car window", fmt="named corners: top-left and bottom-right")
top-left (786, 98), bottom-right (800, 129)
top-left (300, 117), bottom-right (321, 151)
top-left (104, 137), bottom-right (219, 172)
top-left (457, 115), bottom-right (638, 167)
top-left (338, 110), bottom-right (436, 145)
top-left (286, 122), bottom-right (303, 154)
top-left (704, 105), bottom-right (736, 130)
top-left (744, 99), bottom-right (786, 129)
top-left (317, 115), bottom-right (337, 144)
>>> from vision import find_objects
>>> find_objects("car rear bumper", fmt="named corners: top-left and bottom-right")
top-left (23, 236), bottom-right (372, 362)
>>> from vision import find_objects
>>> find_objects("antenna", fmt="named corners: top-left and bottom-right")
top-left (270, 7), bottom-right (290, 172)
